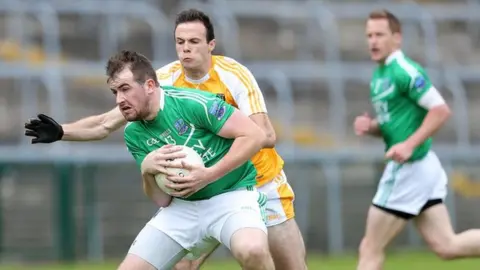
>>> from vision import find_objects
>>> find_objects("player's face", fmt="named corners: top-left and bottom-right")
top-left (175, 21), bottom-right (215, 71)
top-left (109, 68), bottom-right (151, 121)
top-left (366, 19), bottom-right (400, 62)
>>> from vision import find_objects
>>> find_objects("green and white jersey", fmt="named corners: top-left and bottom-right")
top-left (370, 50), bottom-right (437, 161)
top-left (124, 86), bottom-right (257, 201)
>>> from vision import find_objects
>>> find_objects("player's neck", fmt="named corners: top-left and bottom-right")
top-left (380, 49), bottom-right (402, 66)
top-left (144, 90), bottom-right (162, 121)
top-left (184, 56), bottom-right (212, 80)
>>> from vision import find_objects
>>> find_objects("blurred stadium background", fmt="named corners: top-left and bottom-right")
top-left (0, 0), bottom-right (480, 269)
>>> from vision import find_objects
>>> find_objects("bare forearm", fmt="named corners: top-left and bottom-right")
top-left (405, 106), bottom-right (451, 148)
top-left (249, 113), bottom-right (276, 148)
top-left (207, 136), bottom-right (263, 181)
top-left (367, 119), bottom-right (383, 137)
top-left (142, 173), bottom-right (172, 207)
top-left (62, 116), bottom-right (109, 141)
top-left (263, 131), bottom-right (276, 148)
top-left (62, 107), bottom-right (126, 141)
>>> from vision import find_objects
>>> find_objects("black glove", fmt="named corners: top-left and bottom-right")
top-left (24, 114), bottom-right (64, 144)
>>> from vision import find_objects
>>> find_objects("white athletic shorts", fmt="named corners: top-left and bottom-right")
top-left (372, 151), bottom-right (448, 216)
top-left (257, 170), bottom-right (296, 227)
top-left (128, 188), bottom-right (267, 269)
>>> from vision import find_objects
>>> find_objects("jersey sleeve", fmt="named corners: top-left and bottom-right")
top-left (184, 95), bottom-right (235, 134)
top-left (397, 67), bottom-right (433, 102)
top-left (216, 58), bottom-right (267, 116)
top-left (124, 126), bottom-right (148, 168)
top-left (233, 65), bottom-right (268, 115)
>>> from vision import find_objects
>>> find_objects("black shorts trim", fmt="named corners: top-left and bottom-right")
top-left (372, 198), bottom-right (443, 220)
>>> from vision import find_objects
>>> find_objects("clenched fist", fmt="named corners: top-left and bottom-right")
top-left (354, 112), bottom-right (374, 136)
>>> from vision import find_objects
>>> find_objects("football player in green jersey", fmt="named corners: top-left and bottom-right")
top-left (106, 50), bottom-right (274, 270)
top-left (354, 10), bottom-right (480, 270)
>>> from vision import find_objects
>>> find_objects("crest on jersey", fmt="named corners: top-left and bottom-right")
top-left (209, 100), bottom-right (227, 120)
top-left (413, 76), bottom-right (426, 90)
top-left (174, 119), bottom-right (189, 135)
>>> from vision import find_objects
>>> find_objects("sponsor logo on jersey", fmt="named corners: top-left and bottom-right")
top-left (146, 137), bottom-right (160, 146)
top-left (413, 76), bottom-right (426, 90)
top-left (372, 80), bottom-right (395, 102)
top-left (373, 78), bottom-right (393, 95)
top-left (174, 119), bottom-right (189, 135)
top-left (209, 100), bottom-right (227, 120)
top-left (160, 129), bottom-right (171, 138)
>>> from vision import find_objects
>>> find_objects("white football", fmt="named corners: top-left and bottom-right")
top-left (154, 146), bottom-right (204, 195)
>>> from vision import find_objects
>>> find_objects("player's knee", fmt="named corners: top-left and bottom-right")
top-left (232, 236), bottom-right (271, 266)
top-left (358, 237), bottom-right (382, 257)
top-left (428, 239), bottom-right (459, 260)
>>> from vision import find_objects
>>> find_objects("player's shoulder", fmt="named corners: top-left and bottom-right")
top-left (213, 55), bottom-right (258, 92)
top-left (156, 60), bottom-right (182, 83)
top-left (392, 52), bottom-right (427, 78)
top-left (123, 121), bottom-right (142, 139)
top-left (213, 55), bottom-right (253, 75)
top-left (163, 86), bottom-right (218, 105)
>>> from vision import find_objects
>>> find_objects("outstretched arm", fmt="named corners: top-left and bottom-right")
top-left (62, 107), bottom-right (127, 141)
top-left (25, 107), bottom-right (127, 143)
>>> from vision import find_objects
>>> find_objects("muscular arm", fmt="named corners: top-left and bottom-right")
top-left (62, 107), bottom-right (127, 141)
top-left (249, 113), bottom-right (276, 148)
top-left (141, 171), bottom-right (172, 207)
top-left (207, 109), bottom-right (267, 182)
top-left (405, 87), bottom-right (451, 148)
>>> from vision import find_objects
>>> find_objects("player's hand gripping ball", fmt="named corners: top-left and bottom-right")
top-left (155, 146), bottom-right (204, 195)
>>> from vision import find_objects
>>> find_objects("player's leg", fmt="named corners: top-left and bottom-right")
top-left (259, 171), bottom-right (307, 270)
top-left (118, 224), bottom-right (188, 270)
top-left (172, 243), bottom-right (220, 270)
top-left (205, 188), bottom-right (274, 270)
top-left (414, 158), bottom-right (480, 259)
top-left (358, 160), bottom-right (432, 270)
top-left (132, 200), bottom-right (200, 270)
top-left (229, 227), bottom-right (273, 270)
top-left (357, 206), bottom-right (407, 270)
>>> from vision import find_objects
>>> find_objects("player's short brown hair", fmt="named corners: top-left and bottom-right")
top-left (368, 9), bottom-right (401, 34)
top-left (105, 50), bottom-right (159, 86)
top-left (175, 9), bottom-right (215, 42)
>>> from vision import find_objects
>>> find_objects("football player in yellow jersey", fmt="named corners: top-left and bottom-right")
top-left (24, 9), bottom-right (306, 270)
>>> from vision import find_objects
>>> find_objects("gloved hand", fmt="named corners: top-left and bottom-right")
top-left (24, 114), bottom-right (64, 144)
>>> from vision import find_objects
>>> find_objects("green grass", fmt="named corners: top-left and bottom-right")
top-left (2, 251), bottom-right (479, 270)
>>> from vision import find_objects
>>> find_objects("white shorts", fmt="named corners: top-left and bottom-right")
top-left (128, 188), bottom-right (267, 265)
top-left (372, 151), bottom-right (448, 216)
top-left (257, 170), bottom-right (296, 227)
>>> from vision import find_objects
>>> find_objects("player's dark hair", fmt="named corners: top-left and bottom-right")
top-left (175, 9), bottom-right (215, 42)
top-left (368, 9), bottom-right (402, 34)
top-left (105, 50), bottom-right (159, 86)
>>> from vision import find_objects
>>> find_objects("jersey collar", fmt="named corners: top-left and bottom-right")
top-left (385, 50), bottom-right (403, 65)
top-left (183, 56), bottom-right (215, 84)
top-left (159, 88), bottom-right (165, 110)
top-left (185, 72), bottom-right (210, 84)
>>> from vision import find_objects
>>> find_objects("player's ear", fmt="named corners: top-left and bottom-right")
top-left (208, 39), bottom-right (216, 53)
top-left (145, 78), bottom-right (156, 94)
top-left (393, 32), bottom-right (402, 46)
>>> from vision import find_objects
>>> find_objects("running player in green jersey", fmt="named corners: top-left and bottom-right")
top-left (107, 50), bottom-right (274, 270)
top-left (354, 10), bottom-right (480, 270)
